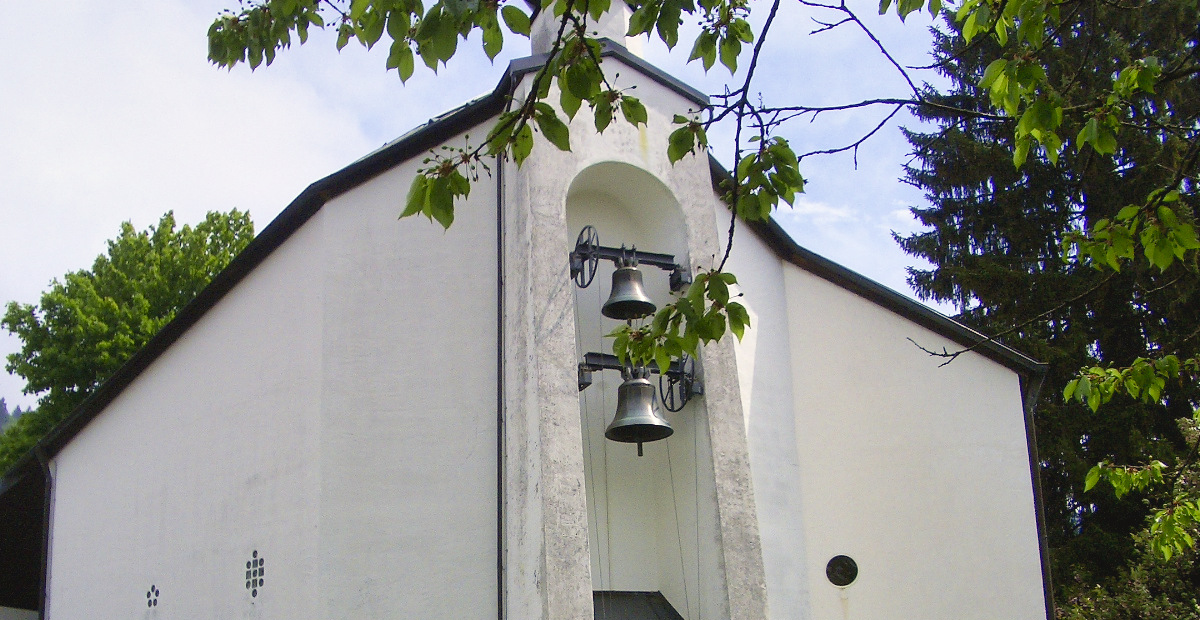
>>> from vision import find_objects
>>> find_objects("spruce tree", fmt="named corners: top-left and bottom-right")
top-left (898, 2), bottom-right (1200, 608)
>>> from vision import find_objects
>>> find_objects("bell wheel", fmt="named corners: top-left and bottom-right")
top-left (659, 354), bottom-right (693, 412)
top-left (572, 225), bottom-right (600, 288)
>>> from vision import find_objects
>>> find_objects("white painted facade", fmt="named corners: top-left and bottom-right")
top-left (3, 22), bottom-right (1048, 620)
top-left (723, 211), bottom-right (1047, 619)
top-left (44, 137), bottom-right (500, 619)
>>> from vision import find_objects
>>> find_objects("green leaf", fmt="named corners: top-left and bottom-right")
top-left (1172, 224), bottom-right (1200, 250)
top-left (427, 177), bottom-right (455, 229)
top-left (351, 0), bottom-right (371, 20)
top-left (512, 124), bottom-right (534, 164)
top-left (708, 275), bottom-right (729, 305)
top-left (628, 2), bottom-right (659, 36)
top-left (1116, 205), bottom-right (1140, 222)
top-left (387, 41), bottom-right (413, 77)
top-left (565, 63), bottom-right (599, 100)
top-left (727, 301), bottom-right (749, 340)
top-left (731, 19), bottom-right (754, 43)
top-left (655, 347), bottom-right (671, 376)
top-left (402, 175), bottom-right (428, 218)
top-left (501, 5), bottom-right (531, 35)
top-left (1084, 465), bottom-right (1102, 492)
top-left (1013, 136), bottom-right (1030, 168)
top-left (559, 87), bottom-right (582, 120)
top-left (594, 97), bottom-right (614, 133)
top-left (688, 31), bottom-right (717, 71)
top-left (655, 0), bottom-right (682, 48)
top-left (482, 21), bottom-right (504, 60)
top-left (588, 0), bottom-right (611, 22)
top-left (667, 126), bottom-right (695, 163)
top-left (980, 59), bottom-right (1006, 89)
top-left (619, 97), bottom-right (648, 126)
top-left (362, 12), bottom-right (387, 48)
top-left (535, 109), bottom-right (572, 151)
top-left (719, 36), bottom-right (740, 74)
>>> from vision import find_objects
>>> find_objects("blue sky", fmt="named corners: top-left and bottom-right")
top-left (0, 0), bottom-right (949, 408)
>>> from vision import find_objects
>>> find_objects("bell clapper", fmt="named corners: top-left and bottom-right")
top-left (637, 442), bottom-right (644, 457)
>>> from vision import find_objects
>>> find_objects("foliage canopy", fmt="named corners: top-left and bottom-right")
top-left (0, 210), bottom-right (254, 473)
top-left (898, 0), bottom-right (1199, 607)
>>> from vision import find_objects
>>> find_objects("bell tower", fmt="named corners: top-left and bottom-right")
top-left (497, 22), bottom-right (770, 610)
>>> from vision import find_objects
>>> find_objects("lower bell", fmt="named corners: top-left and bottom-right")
top-left (606, 367), bottom-right (674, 454)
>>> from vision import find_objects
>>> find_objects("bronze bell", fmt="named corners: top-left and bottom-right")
top-left (606, 367), bottom-right (673, 455)
top-left (602, 263), bottom-right (657, 320)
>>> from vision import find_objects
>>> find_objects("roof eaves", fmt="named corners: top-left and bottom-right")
top-left (707, 155), bottom-right (1048, 380)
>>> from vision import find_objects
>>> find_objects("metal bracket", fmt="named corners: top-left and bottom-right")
top-left (570, 225), bottom-right (691, 293)
top-left (576, 352), bottom-right (703, 411)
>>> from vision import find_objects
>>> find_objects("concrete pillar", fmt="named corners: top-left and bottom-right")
top-left (500, 79), bottom-right (595, 620)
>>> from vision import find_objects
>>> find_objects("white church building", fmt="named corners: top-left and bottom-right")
top-left (0, 10), bottom-right (1052, 620)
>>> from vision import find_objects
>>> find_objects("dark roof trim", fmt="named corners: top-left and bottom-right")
top-left (708, 156), bottom-right (1048, 380)
top-left (0, 41), bottom-right (704, 485)
top-left (507, 40), bottom-right (708, 107)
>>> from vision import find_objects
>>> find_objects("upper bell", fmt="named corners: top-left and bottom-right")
top-left (606, 367), bottom-right (674, 450)
top-left (602, 264), bottom-right (657, 320)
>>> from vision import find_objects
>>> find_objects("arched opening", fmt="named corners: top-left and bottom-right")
top-left (565, 162), bottom-right (719, 620)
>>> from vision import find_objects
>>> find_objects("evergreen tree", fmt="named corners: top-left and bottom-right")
top-left (898, 1), bottom-right (1200, 608)
top-left (0, 210), bottom-right (254, 473)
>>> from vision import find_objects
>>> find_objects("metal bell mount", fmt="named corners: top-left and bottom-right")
top-left (570, 225), bottom-right (692, 298)
top-left (577, 352), bottom-right (704, 456)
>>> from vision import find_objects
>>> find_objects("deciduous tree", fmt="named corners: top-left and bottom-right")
top-left (0, 210), bottom-right (254, 473)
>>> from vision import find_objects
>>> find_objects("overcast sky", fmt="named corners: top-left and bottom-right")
top-left (0, 0), bottom-right (949, 408)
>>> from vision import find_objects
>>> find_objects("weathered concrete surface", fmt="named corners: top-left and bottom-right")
top-left (665, 132), bottom-right (770, 620)
top-left (502, 73), bottom-right (595, 620)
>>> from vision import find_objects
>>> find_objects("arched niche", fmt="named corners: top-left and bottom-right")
top-left (565, 161), bottom-right (689, 264)
top-left (565, 162), bottom-right (719, 620)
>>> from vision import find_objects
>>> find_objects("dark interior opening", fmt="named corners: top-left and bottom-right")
top-left (0, 467), bottom-right (46, 611)
top-left (593, 591), bottom-right (685, 620)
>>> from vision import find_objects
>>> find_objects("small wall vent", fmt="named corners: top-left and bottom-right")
top-left (245, 550), bottom-right (265, 597)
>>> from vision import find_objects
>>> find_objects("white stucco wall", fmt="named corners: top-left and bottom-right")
top-left (45, 129), bottom-right (499, 618)
top-left (47, 204), bottom-right (328, 619)
top-left (723, 214), bottom-right (1046, 619)
top-left (314, 135), bottom-right (498, 618)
